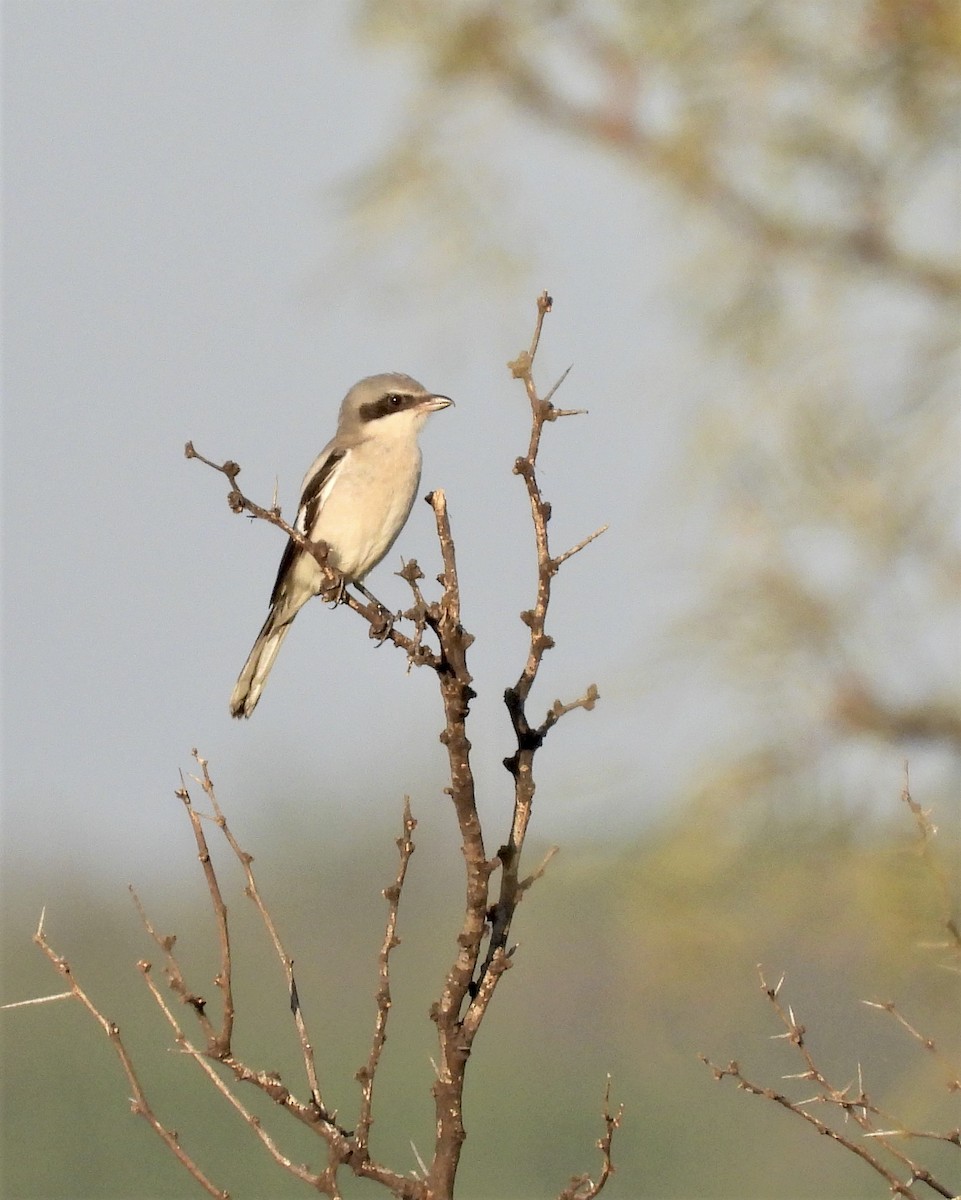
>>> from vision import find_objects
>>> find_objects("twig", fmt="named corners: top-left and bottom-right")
top-left (422, 485), bottom-right (490, 1200)
top-left (354, 800), bottom-right (417, 1157)
top-left (185, 441), bottom-right (440, 669)
top-left (556, 1077), bottom-right (623, 1199)
top-left (137, 960), bottom-right (326, 1192)
top-left (700, 1056), bottom-right (932, 1200)
top-left (863, 999), bottom-right (961, 1094)
top-left (519, 844), bottom-right (561, 894)
top-left (130, 875), bottom-right (332, 1140)
top-left (188, 751), bottom-right (327, 1115)
top-left (140, 757), bottom-right (422, 1196)
top-left (129, 885), bottom-right (218, 1046)
top-left (174, 772), bottom-right (234, 1058)
top-left (1, 990), bottom-right (74, 1009)
top-left (422, 293), bottom-right (611, 1195)
top-left (553, 524), bottom-right (609, 569)
top-left (481, 291), bottom-right (604, 988)
top-left (702, 965), bottom-right (959, 1200)
top-left (32, 910), bottom-right (229, 1199)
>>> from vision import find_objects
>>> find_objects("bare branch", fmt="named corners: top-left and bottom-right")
top-left (518, 844), bottom-right (560, 895)
top-left (553, 524), bottom-right (608, 569)
top-left (482, 294), bottom-right (603, 1000)
top-left (421, 483), bottom-right (490, 1200)
top-left (556, 1077), bottom-right (623, 1200)
top-left (702, 962), bottom-right (959, 1200)
top-left (30, 295), bottom-right (610, 1200)
top-left (538, 684), bottom-right (600, 741)
top-left (354, 799), bottom-right (417, 1157)
top-left (137, 961), bottom-right (326, 1191)
top-left (173, 774), bottom-right (235, 1058)
top-left (33, 915), bottom-right (229, 1200)
top-left (699, 1056), bottom-right (933, 1200)
top-left (186, 441), bottom-right (441, 670)
top-left (129, 885), bottom-right (218, 1047)
top-left (862, 999), bottom-right (961, 1094)
top-left (188, 751), bottom-right (327, 1116)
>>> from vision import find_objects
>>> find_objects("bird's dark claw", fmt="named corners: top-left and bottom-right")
top-left (369, 607), bottom-right (397, 644)
top-left (321, 573), bottom-right (347, 605)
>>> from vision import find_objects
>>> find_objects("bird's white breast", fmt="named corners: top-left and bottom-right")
top-left (306, 438), bottom-right (423, 581)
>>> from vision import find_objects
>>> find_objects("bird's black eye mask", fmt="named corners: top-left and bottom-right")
top-left (359, 392), bottom-right (421, 422)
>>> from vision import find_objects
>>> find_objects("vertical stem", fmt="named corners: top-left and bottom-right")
top-left (424, 490), bottom-right (490, 1199)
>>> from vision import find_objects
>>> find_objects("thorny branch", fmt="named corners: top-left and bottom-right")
top-left (184, 441), bottom-right (440, 668)
top-left (556, 1077), bottom-right (623, 1200)
top-left (424, 291), bottom-right (613, 1199)
top-left (354, 799), bottom-right (417, 1158)
top-left (481, 290), bottom-right (606, 987)
top-left (701, 964), bottom-right (959, 1200)
top-left (179, 753), bottom-right (327, 1113)
top-left (138, 757), bottom-right (416, 1198)
top-left (30, 910), bottom-right (229, 1200)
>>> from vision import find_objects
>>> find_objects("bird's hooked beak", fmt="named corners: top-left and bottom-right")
top-left (420, 394), bottom-right (454, 413)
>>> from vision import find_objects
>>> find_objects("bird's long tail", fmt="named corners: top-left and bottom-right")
top-left (229, 606), bottom-right (294, 718)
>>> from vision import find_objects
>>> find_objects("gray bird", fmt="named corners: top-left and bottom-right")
top-left (229, 373), bottom-right (453, 718)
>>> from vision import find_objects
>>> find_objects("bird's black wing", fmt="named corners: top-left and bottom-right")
top-left (269, 448), bottom-right (348, 607)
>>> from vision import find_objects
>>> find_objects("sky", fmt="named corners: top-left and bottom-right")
top-left (4, 2), bottom-right (954, 903)
top-left (2, 1), bottom-right (728, 895)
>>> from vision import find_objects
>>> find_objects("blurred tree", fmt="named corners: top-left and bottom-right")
top-left (349, 0), bottom-right (961, 811)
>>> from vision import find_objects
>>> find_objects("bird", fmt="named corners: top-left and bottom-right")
top-left (229, 373), bottom-right (453, 718)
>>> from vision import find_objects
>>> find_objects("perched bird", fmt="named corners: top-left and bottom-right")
top-left (229, 373), bottom-right (453, 718)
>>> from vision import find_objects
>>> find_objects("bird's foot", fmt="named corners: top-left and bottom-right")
top-left (321, 573), bottom-right (348, 605)
top-left (350, 582), bottom-right (397, 642)
top-left (366, 602), bottom-right (398, 644)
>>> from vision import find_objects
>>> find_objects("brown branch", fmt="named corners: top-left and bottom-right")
top-left (173, 774), bottom-right (234, 1059)
top-left (556, 1077), bottom-right (623, 1200)
top-left (186, 751), bottom-right (327, 1114)
top-left (353, 799), bottom-right (417, 1158)
top-left (184, 441), bottom-right (440, 670)
top-left (553, 524), bottom-right (609, 569)
top-left (129, 886), bottom-right (218, 1046)
top-left (702, 965), bottom-right (959, 1199)
top-left (137, 960), bottom-right (327, 1192)
top-left (700, 1056), bottom-right (931, 1200)
top-left (538, 683), bottom-right (599, 742)
top-left (423, 485), bottom-right (489, 1200)
top-left (414, 293), bottom-right (609, 1197)
top-left (518, 844), bottom-right (560, 895)
top-left (131, 860), bottom-right (334, 1140)
top-left (141, 758), bottom-right (422, 1197)
top-left (482, 292), bottom-right (604, 989)
top-left (757, 966), bottom-right (958, 1192)
top-left (32, 911), bottom-right (229, 1200)
top-left (30, 295), bottom-right (607, 1200)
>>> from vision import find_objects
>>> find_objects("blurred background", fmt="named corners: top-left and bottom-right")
top-left (2, 2), bottom-right (959, 1197)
